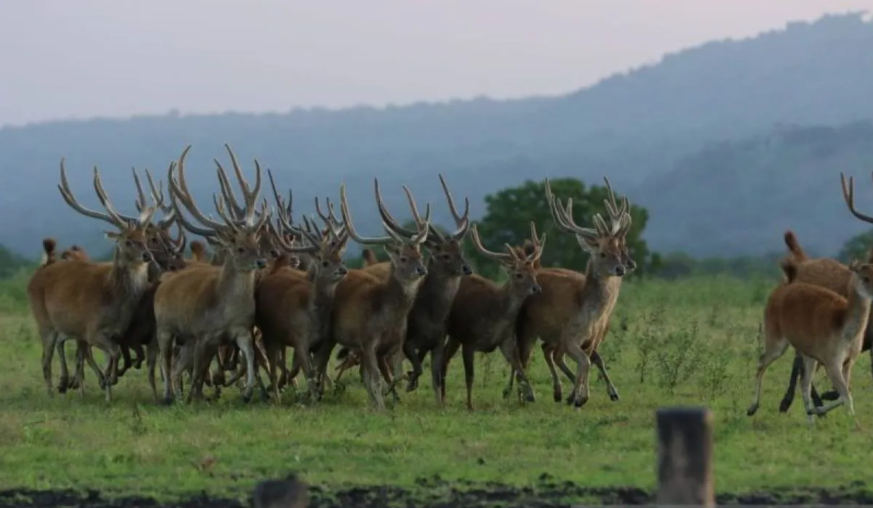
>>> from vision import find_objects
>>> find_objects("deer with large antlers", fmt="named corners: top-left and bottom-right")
top-left (319, 181), bottom-right (430, 409)
top-left (153, 144), bottom-right (269, 404)
top-left (333, 175), bottom-right (473, 405)
top-left (519, 178), bottom-right (634, 409)
top-left (256, 187), bottom-right (351, 401)
top-left (442, 222), bottom-right (545, 410)
top-left (506, 179), bottom-right (636, 405)
top-left (27, 160), bottom-right (158, 401)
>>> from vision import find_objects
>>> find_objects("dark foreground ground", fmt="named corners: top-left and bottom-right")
top-left (2, 478), bottom-right (872, 508)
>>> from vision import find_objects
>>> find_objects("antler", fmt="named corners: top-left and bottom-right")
top-left (58, 159), bottom-right (128, 229)
top-left (169, 146), bottom-right (232, 234)
top-left (267, 169), bottom-right (294, 227)
top-left (602, 176), bottom-right (630, 235)
top-left (469, 223), bottom-right (514, 263)
top-left (314, 195), bottom-right (345, 238)
top-left (840, 173), bottom-right (873, 224)
top-left (372, 179), bottom-right (434, 241)
top-left (439, 173), bottom-right (470, 240)
top-left (339, 182), bottom-right (429, 246)
top-left (525, 222), bottom-right (546, 263)
top-left (214, 144), bottom-right (264, 228)
top-left (137, 166), bottom-right (178, 229)
top-left (543, 179), bottom-right (599, 240)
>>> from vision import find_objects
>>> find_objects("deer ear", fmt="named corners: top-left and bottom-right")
top-left (575, 234), bottom-right (599, 253)
top-left (104, 231), bottom-right (121, 241)
top-left (849, 259), bottom-right (862, 272)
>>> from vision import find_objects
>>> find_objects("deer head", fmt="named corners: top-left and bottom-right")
top-left (58, 159), bottom-right (157, 265)
top-left (168, 145), bottom-right (270, 272)
top-left (339, 180), bottom-right (431, 282)
top-left (544, 178), bottom-right (632, 278)
top-left (470, 222), bottom-right (545, 296)
top-left (374, 174), bottom-right (473, 278)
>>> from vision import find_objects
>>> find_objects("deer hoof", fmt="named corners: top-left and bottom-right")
top-left (608, 391), bottom-right (620, 402)
top-left (573, 396), bottom-right (589, 408)
top-left (553, 390), bottom-right (562, 403)
top-left (746, 403), bottom-right (759, 416)
top-left (778, 398), bottom-right (792, 413)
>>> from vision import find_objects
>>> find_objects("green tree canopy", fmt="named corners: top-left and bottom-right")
top-left (838, 229), bottom-right (873, 263)
top-left (469, 178), bottom-right (652, 278)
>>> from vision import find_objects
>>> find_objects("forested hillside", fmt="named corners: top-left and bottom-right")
top-left (2, 13), bottom-right (872, 258)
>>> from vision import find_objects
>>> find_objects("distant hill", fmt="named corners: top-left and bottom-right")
top-left (2, 12), bottom-right (872, 258)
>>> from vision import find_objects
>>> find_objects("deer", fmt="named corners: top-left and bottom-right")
top-left (776, 184), bottom-right (873, 413)
top-left (507, 179), bottom-right (636, 405)
top-left (317, 180), bottom-right (430, 409)
top-left (153, 144), bottom-right (269, 404)
top-left (441, 222), bottom-right (545, 410)
top-left (256, 209), bottom-right (350, 401)
top-left (518, 179), bottom-right (633, 409)
top-left (332, 175), bottom-right (472, 405)
top-left (27, 159), bottom-right (158, 402)
top-left (748, 253), bottom-right (873, 426)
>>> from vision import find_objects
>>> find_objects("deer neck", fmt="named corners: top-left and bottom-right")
top-left (579, 263), bottom-right (624, 317)
top-left (385, 268), bottom-right (424, 317)
top-left (310, 276), bottom-right (339, 316)
top-left (217, 261), bottom-right (258, 303)
top-left (842, 276), bottom-right (872, 342)
top-left (416, 268), bottom-right (462, 320)
top-left (108, 252), bottom-right (150, 304)
top-left (493, 280), bottom-right (531, 325)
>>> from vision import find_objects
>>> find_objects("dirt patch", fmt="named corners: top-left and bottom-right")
top-left (1, 478), bottom-right (871, 507)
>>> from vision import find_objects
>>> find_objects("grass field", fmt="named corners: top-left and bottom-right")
top-left (0, 271), bottom-right (871, 505)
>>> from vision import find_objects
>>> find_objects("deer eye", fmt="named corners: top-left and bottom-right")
top-left (400, 257), bottom-right (408, 263)
top-left (125, 240), bottom-right (133, 247)
top-left (515, 273), bottom-right (523, 279)
top-left (321, 261), bottom-right (329, 268)
top-left (865, 277), bottom-right (870, 284)
top-left (600, 253), bottom-right (606, 258)
top-left (237, 247), bottom-right (245, 254)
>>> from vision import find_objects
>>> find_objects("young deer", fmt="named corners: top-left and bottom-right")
top-left (526, 178), bottom-right (633, 409)
top-left (27, 160), bottom-right (157, 401)
top-left (776, 230), bottom-right (873, 414)
top-left (507, 179), bottom-right (636, 404)
top-left (747, 259), bottom-right (873, 425)
top-left (442, 222), bottom-right (545, 410)
top-left (153, 144), bottom-right (269, 404)
top-left (321, 181), bottom-right (430, 409)
top-left (334, 175), bottom-right (473, 404)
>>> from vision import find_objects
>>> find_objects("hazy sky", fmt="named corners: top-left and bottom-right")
top-left (1, 1), bottom-right (870, 127)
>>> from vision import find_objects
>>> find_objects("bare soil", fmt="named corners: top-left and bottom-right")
top-left (1, 478), bottom-right (871, 507)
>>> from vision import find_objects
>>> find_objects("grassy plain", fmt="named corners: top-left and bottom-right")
top-left (0, 271), bottom-right (870, 503)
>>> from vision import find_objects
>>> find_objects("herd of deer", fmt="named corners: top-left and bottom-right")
top-left (25, 144), bottom-right (637, 411)
top-left (20, 143), bottom-right (873, 421)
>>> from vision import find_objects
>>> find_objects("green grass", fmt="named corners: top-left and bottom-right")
top-left (0, 273), bottom-right (870, 502)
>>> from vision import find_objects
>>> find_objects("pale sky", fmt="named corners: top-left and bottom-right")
top-left (1, 1), bottom-right (870, 127)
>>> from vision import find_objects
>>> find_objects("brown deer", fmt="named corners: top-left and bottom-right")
top-left (521, 178), bottom-right (633, 409)
top-left (777, 230), bottom-right (873, 413)
top-left (509, 179), bottom-right (635, 404)
top-left (334, 175), bottom-right (472, 404)
top-left (747, 256), bottom-right (873, 426)
top-left (319, 181), bottom-right (430, 409)
top-left (27, 160), bottom-right (158, 401)
top-left (256, 217), bottom-right (350, 401)
top-left (442, 222), bottom-right (545, 410)
top-left (153, 144), bottom-right (269, 404)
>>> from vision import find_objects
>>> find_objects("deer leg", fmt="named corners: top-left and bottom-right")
top-left (541, 342), bottom-right (563, 403)
top-left (565, 341), bottom-right (592, 409)
top-left (295, 343), bottom-right (319, 401)
top-left (186, 340), bottom-right (210, 403)
top-left (157, 330), bottom-right (175, 405)
top-left (461, 344), bottom-right (476, 411)
top-left (117, 345), bottom-right (133, 377)
top-left (362, 342), bottom-right (385, 410)
top-left (133, 344), bottom-right (146, 370)
top-left (378, 353), bottom-right (401, 404)
top-left (747, 335), bottom-right (789, 417)
top-left (232, 329), bottom-right (257, 403)
top-left (91, 333), bottom-right (121, 403)
top-left (311, 343), bottom-right (335, 399)
top-left (146, 339), bottom-right (159, 402)
top-left (403, 340), bottom-right (423, 392)
top-left (441, 337), bottom-right (462, 404)
top-left (56, 338), bottom-right (71, 394)
top-left (499, 337), bottom-right (535, 403)
top-left (812, 358), bottom-right (854, 423)
top-left (68, 341), bottom-right (87, 392)
top-left (429, 340), bottom-right (445, 407)
top-left (590, 350), bottom-right (619, 402)
top-left (172, 342), bottom-right (194, 398)
top-left (798, 355), bottom-right (817, 425)
top-left (40, 329), bottom-right (60, 397)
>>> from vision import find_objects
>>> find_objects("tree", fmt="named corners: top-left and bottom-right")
top-left (470, 178), bottom-right (652, 278)
top-left (838, 229), bottom-right (873, 262)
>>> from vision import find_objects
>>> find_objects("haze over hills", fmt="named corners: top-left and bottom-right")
top-left (1, 13), bottom-right (872, 259)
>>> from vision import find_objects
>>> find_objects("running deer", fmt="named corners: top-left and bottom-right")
top-left (776, 230), bottom-right (873, 414)
top-left (334, 175), bottom-right (472, 405)
top-left (153, 144), bottom-right (269, 404)
top-left (27, 159), bottom-right (158, 402)
top-left (509, 178), bottom-right (635, 405)
top-left (321, 181), bottom-right (430, 409)
top-left (524, 178), bottom-right (633, 409)
top-left (442, 222), bottom-right (545, 410)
